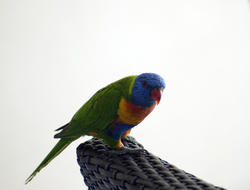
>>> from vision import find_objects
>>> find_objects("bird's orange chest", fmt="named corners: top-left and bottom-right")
top-left (116, 98), bottom-right (156, 125)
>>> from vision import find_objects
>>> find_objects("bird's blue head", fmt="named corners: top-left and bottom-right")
top-left (130, 73), bottom-right (165, 107)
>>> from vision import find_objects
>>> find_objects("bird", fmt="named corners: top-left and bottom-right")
top-left (25, 73), bottom-right (165, 184)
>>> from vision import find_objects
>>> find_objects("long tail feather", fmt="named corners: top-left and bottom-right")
top-left (25, 138), bottom-right (75, 184)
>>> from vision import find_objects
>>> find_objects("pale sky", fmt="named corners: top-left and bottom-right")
top-left (1, 0), bottom-right (250, 190)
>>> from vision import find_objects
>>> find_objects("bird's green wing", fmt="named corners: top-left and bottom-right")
top-left (54, 83), bottom-right (123, 138)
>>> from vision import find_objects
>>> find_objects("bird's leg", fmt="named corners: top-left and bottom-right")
top-left (122, 129), bottom-right (131, 137)
top-left (115, 138), bottom-right (123, 149)
top-left (109, 139), bottom-right (146, 155)
top-left (103, 126), bottom-right (145, 155)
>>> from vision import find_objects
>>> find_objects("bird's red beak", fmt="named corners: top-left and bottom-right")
top-left (151, 88), bottom-right (162, 104)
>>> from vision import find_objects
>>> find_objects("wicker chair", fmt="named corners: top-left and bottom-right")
top-left (77, 136), bottom-right (226, 190)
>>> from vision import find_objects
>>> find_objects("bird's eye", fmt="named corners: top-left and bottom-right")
top-left (142, 81), bottom-right (148, 88)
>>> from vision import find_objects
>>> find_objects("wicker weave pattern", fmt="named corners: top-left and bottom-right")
top-left (77, 136), bottom-right (226, 190)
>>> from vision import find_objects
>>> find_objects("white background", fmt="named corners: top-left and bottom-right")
top-left (1, 0), bottom-right (250, 190)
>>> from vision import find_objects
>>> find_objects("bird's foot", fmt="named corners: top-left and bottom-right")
top-left (109, 146), bottom-right (146, 155)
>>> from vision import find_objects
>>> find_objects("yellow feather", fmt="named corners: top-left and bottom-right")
top-left (117, 98), bottom-right (155, 125)
top-left (128, 78), bottom-right (136, 96)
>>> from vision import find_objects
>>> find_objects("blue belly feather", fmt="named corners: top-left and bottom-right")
top-left (105, 123), bottom-right (135, 140)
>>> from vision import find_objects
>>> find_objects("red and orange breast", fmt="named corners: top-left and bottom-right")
top-left (117, 98), bottom-right (156, 125)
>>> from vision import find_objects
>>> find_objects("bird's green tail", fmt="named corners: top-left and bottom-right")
top-left (25, 138), bottom-right (75, 184)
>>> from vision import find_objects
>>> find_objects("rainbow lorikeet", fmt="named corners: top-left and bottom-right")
top-left (25, 73), bottom-right (165, 184)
